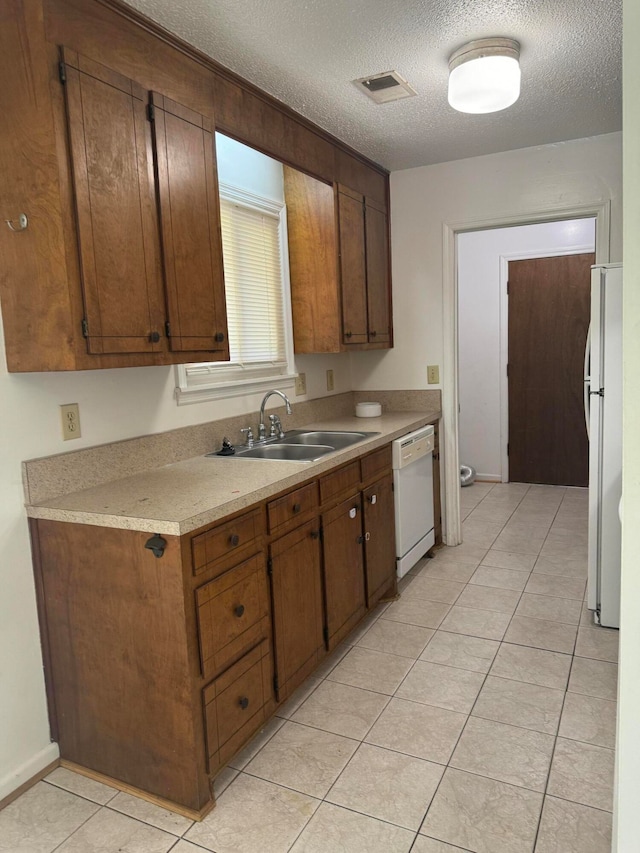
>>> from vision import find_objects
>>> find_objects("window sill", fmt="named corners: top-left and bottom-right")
top-left (175, 372), bottom-right (297, 406)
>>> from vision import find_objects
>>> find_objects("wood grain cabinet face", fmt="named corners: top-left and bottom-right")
top-left (337, 188), bottom-right (368, 345)
top-left (284, 171), bottom-right (392, 354)
top-left (58, 50), bottom-right (230, 363)
top-left (364, 200), bottom-right (391, 343)
top-left (61, 48), bottom-right (164, 355)
top-left (362, 473), bottom-right (396, 607)
top-left (337, 186), bottom-right (392, 348)
top-left (269, 520), bottom-right (324, 699)
top-left (321, 494), bottom-right (366, 645)
top-left (149, 93), bottom-right (229, 356)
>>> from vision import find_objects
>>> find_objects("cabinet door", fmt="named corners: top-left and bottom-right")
top-left (365, 199), bottom-right (391, 344)
top-left (363, 474), bottom-right (396, 607)
top-left (337, 187), bottom-right (368, 344)
top-left (61, 49), bottom-right (164, 354)
top-left (269, 521), bottom-right (324, 698)
top-left (150, 93), bottom-right (229, 356)
top-left (322, 494), bottom-right (366, 644)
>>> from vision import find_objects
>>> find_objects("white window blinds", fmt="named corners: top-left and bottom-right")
top-left (175, 185), bottom-right (295, 404)
top-left (220, 197), bottom-right (286, 366)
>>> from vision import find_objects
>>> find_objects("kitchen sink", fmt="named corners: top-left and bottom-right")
top-left (212, 429), bottom-right (380, 462)
top-left (234, 443), bottom-right (335, 461)
top-left (283, 430), bottom-right (378, 449)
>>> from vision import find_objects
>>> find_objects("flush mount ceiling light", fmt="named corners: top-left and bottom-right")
top-left (448, 37), bottom-right (521, 114)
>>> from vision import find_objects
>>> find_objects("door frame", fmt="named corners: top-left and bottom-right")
top-left (442, 201), bottom-right (611, 546)
top-left (498, 243), bottom-right (596, 483)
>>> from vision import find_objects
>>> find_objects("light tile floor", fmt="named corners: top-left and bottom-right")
top-left (0, 483), bottom-right (618, 853)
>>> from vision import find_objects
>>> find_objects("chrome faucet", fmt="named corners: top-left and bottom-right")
top-left (258, 390), bottom-right (293, 441)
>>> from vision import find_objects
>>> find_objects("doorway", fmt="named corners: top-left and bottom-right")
top-left (457, 218), bottom-right (596, 489)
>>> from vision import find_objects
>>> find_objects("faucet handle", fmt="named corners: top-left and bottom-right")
top-left (240, 427), bottom-right (254, 447)
top-left (269, 414), bottom-right (285, 439)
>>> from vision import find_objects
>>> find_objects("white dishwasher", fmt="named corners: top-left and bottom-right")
top-left (392, 424), bottom-right (435, 578)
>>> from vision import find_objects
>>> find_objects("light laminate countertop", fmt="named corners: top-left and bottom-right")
top-left (25, 410), bottom-right (440, 535)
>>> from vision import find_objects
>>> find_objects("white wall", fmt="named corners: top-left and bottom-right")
top-left (0, 136), bottom-right (351, 799)
top-left (351, 133), bottom-right (622, 396)
top-left (615, 2), bottom-right (639, 848)
top-left (457, 219), bottom-right (595, 480)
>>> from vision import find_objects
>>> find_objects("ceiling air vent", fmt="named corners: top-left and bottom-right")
top-left (353, 70), bottom-right (417, 104)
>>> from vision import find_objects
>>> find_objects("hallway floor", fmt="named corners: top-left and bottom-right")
top-left (0, 483), bottom-right (618, 853)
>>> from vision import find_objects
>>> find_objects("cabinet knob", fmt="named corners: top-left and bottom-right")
top-left (149, 331), bottom-right (160, 343)
top-left (214, 332), bottom-right (225, 343)
top-left (370, 330), bottom-right (377, 337)
top-left (365, 532), bottom-right (371, 541)
top-left (367, 494), bottom-right (377, 504)
top-left (345, 331), bottom-right (353, 339)
top-left (310, 530), bottom-right (320, 540)
top-left (239, 697), bottom-right (249, 710)
top-left (229, 534), bottom-right (240, 547)
top-left (357, 534), bottom-right (364, 545)
top-left (292, 503), bottom-right (301, 513)
top-left (234, 604), bottom-right (245, 618)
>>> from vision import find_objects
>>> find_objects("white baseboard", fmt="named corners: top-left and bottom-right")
top-left (0, 743), bottom-right (60, 803)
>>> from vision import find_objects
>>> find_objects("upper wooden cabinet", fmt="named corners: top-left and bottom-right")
top-left (149, 93), bottom-right (228, 354)
top-left (60, 49), bottom-right (165, 356)
top-left (0, 0), bottom-right (388, 372)
top-left (338, 185), bottom-right (392, 347)
top-left (284, 167), bottom-right (393, 354)
top-left (59, 49), bottom-right (229, 361)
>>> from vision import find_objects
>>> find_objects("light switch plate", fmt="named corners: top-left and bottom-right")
top-left (427, 365), bottom-right (440, 384)
top-left (60, 403), bottom-right (81, 440)
top-left (295, 373), bottom-right (307, 396)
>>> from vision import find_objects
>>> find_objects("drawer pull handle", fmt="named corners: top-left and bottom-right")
top-left (367, 494), bottom-right (377, 504)
top-left (292, 503), bottom-right (301, 513)
top-left (239, 697), bottom-right (249, 710)
top-left (234, 604), bottom-right (245, 618)
top-left (229, 534), bottom-right (240, 547)
top-left (365, 532), bottom-right (371, 541)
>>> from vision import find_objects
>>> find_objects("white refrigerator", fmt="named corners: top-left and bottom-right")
top-left (586, 263), bottom-right (622, 629)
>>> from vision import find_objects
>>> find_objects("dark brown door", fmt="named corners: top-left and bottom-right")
top-left (365, 199), bottom-right (391, 343)
top-left (322, 493), bottom-right (366, 644)
top-left (269, 521), bottom-right (324, 697)
top-left (61, 48), bottom-right (164, 354)
top-left (508, 252), bottom-right (593, 486)
top-left (363, 474), bottom-right (396, 607)
top-left (150, 93), bottom-right (229, 355)
top-left (337, 186), bottom-right (368, 344)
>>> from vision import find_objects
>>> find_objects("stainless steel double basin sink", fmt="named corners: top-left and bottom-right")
top-left (224, 430), bottom-right (379, 462)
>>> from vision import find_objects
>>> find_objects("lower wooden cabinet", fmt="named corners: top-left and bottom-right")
top-left (363, 473), bottom-right (396, 607)
top-left (269, 520), bottom-right (324, 701)
top-left (204, 639), bottom-right (272, 774)
top-left (322, 493), bottom-right (366, 648)
top-left (30, 437), bottom-right (431, 818)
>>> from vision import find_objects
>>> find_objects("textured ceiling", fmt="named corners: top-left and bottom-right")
top-left (126, 0), bottom-right (622, 171)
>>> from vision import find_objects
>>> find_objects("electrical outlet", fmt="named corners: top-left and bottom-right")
top-left (60, 403), bottom-right (81, 440)
top-left (295, 373), bottom-right (307, 396)
top-left (326, 369), bottom-right (334, 392)
top-left (427, 365), bottom-right (440, 384)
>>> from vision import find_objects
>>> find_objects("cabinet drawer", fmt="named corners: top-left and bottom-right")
top-left (319, 460), bottom-right (360, 505)
top-left (203, 640), bottom-right (272, 773)
top-left (192, 508), bottom-right (264, 577)
top-left (196, 553), bottom-right (270, 680)
top-left (360, 444), bottom-right (391, 484)
top-left (267, 482), bottom-right (319, 533)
